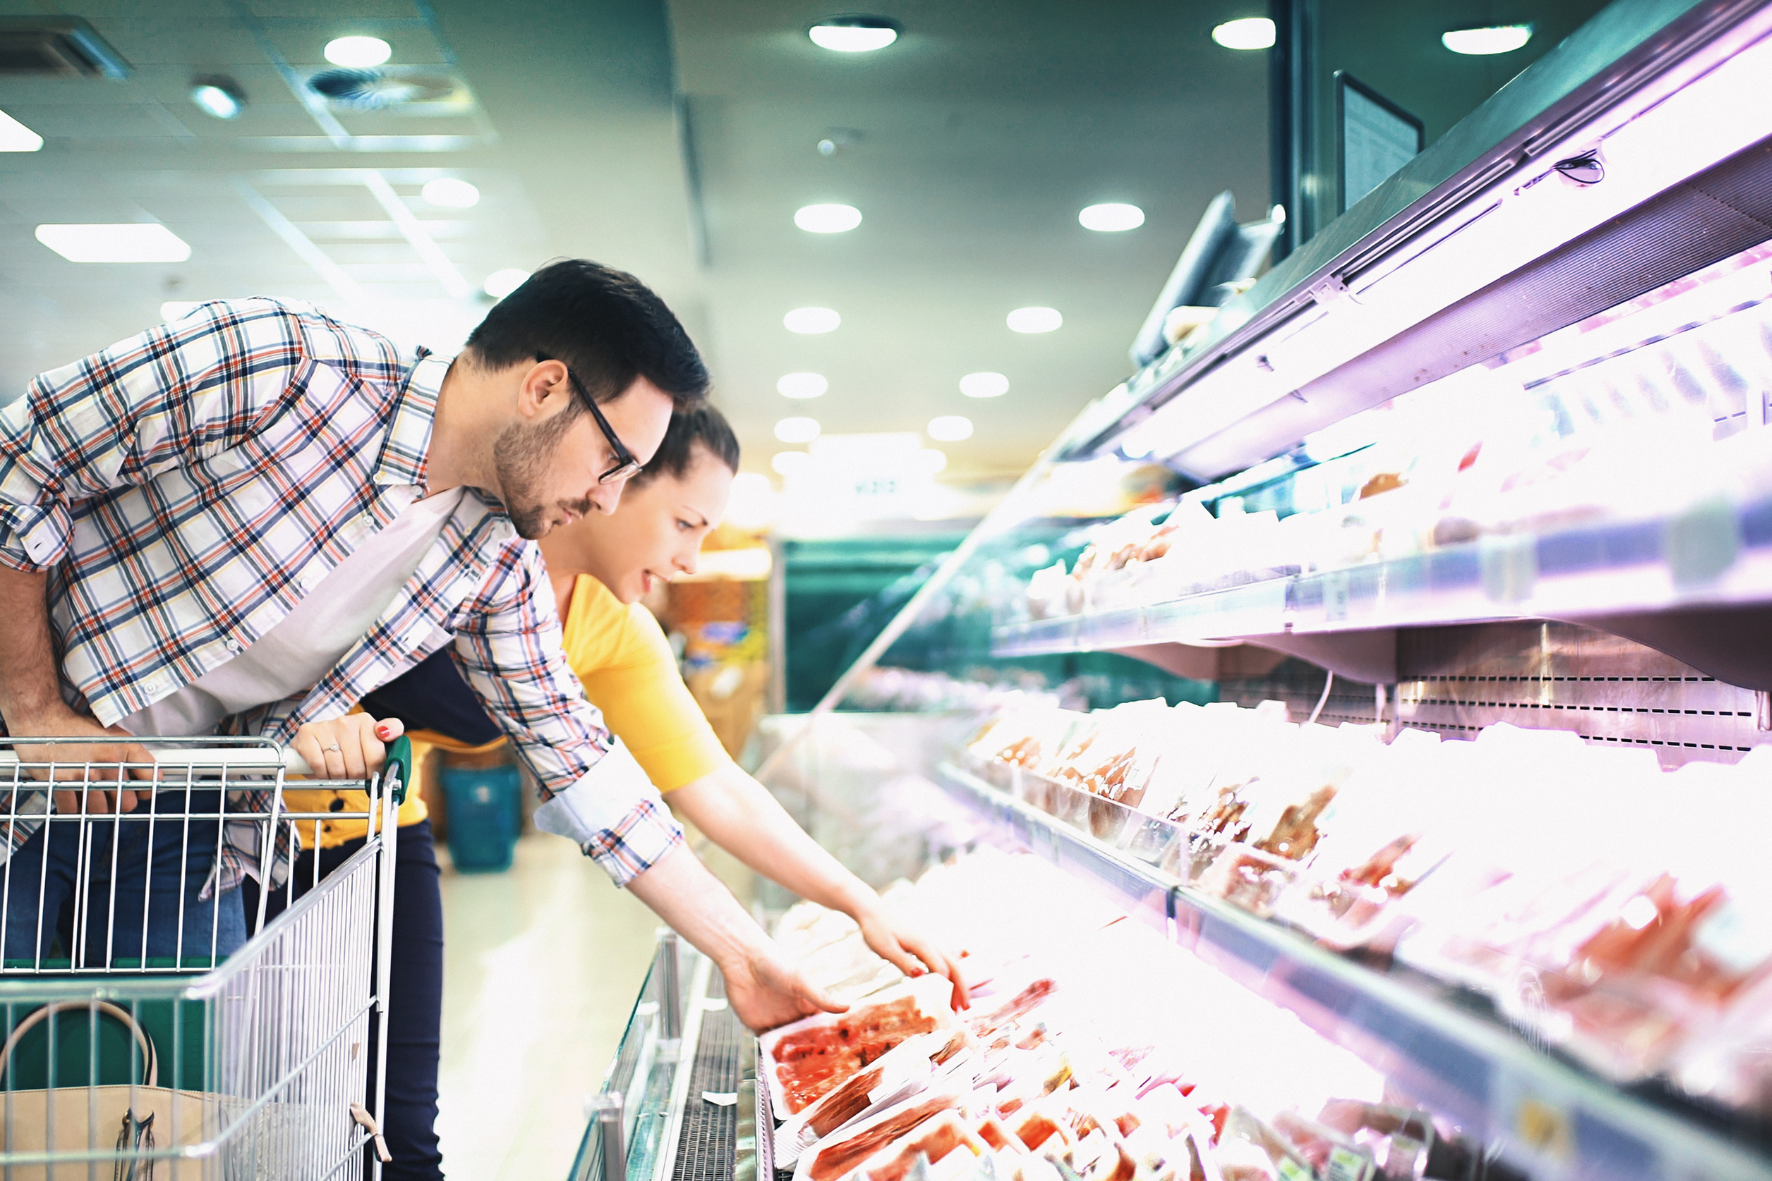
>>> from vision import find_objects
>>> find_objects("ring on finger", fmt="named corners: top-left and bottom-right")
top-left (325, 743), bottom-right (342, 753)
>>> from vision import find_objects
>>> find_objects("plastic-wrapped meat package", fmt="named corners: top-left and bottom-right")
top-left (1517, 751), bottom-right (1772, 1081)
top-left (775, 1033), bottom-right (950, 1164)
top-left (763, 975), bottom-right (960, 1117)
top-left (1271, 728), bottom-right (1460, 950)
top-left (853, 1112), bottom-right (991, 1181)
top-left (1207, 1109), bottom-right (1317, 1181)
top-left (794, 1088), bottom-right (968, 1181)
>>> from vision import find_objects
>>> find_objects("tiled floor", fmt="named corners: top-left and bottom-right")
top-left (434, 830), bottom-right (754, 1180)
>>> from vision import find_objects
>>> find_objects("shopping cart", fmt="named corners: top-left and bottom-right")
top-left (0, 734), bottom-right (409, 1180)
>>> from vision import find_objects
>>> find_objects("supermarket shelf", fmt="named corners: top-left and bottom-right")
top-left (933, 761), bottom-right (1772, 1181)
top-left (992, 495), bottom-right (1772, 689)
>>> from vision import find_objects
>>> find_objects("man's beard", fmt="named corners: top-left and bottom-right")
top-left (492, 409), bottom-right (596, 540)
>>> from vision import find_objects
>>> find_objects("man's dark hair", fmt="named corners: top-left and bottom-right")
top-left (465, 259), bottom-right (709, 409)
top-left (634, 403), bottom-right (741, 487)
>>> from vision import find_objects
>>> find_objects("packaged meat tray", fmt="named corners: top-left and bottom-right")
top-left (761, 974), bottom-right (961, 1121)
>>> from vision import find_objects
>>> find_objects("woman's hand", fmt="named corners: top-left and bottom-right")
top-left (291, 715), bottom-right (404, 780)
top-left (855, 905), bottom-right (970, 1010)
top-left (723, 941), bottom-right (848, 1032)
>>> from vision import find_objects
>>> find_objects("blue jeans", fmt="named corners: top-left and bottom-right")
top-left (1, 788), bottom-right (247, 967)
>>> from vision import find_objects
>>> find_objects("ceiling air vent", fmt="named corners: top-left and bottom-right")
top-left (0, 17), bottom-right (129, 79)
top-left (307, 68), bottom-right (460, 110)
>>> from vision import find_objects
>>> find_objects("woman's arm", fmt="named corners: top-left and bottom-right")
top-left (669, 764), bottom-right (969, 1007)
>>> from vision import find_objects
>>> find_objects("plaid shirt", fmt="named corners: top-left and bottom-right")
top-left (0, 298), bottom-right (684, 891)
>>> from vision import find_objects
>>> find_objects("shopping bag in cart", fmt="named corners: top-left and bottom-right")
top-left (0, 1000), bottom-right (224, 1179)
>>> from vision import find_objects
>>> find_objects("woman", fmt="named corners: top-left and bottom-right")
top-left (301, 405), bottom-right (963, 1180)
top-left (368, 405), bottom-right (965, 989)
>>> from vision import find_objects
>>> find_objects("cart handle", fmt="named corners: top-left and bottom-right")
top-left (383, 734), bottom-right (413, 806)
top-left (0, 745), bottom-right (313, 777)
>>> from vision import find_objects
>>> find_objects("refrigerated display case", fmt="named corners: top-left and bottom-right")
top-left (573, 2), bottom-right (1772, 1178)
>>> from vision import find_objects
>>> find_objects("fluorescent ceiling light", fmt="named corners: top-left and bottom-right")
top-left (927, 415), bottom-right (973, 442)
top-left (421, 177), bottom-right (479, 208)
top-left (36, 224), bottom-right (191, 263)
top-left (325, 36), bottom-right (392, 67)
top-left (1007, 306), bottom-right (1062, 333)
top-left (1211, 17), bottom-right (1276, 50)
top-left (483, 268), bottom-right (530, 299)
top-left (808, 18), bottom-right (899, 52)
top-left (189, 80), bottom-right (244, 120)
top-left (1442, 25), bottom-right (1532, 54)
top-left (777, 372), bottom-right (828, 399)
top-left (772, 451), bottom-right (812, 476)
top-left (795, 203), bottom-right (862, 233)
top-left (784, 306), bottom-right (841, 334)
top-left (1079, 203), bottom-right (1144, 232)
top-left (959, 371), bottom-right (1009, 398)
top-left (0, 109), bottom-right (43, 152)
top-left (775, 416), bottom-right (821, 444)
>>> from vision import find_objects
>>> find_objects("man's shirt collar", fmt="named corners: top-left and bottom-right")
top-left (373, 349), bottom-right (451, 489)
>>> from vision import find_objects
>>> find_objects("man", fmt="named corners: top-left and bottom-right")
top-left (0, 261), bottom-right (845, 1169)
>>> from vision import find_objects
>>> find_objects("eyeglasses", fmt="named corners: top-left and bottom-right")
top-left (541, 356), bottom-right (644, 485)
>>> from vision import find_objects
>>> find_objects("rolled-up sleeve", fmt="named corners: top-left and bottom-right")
top-left (450, 539), bottom-right (684, 885)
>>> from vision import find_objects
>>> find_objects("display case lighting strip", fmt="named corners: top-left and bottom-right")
top-left (933, 761), bottom-right (1772, 1181)
top-left (1109, 6), bottom-right (1772, 478)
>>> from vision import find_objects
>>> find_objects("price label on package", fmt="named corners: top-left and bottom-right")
top-left (1664, 493), bottom-right (1740, 590)
top-left (1325, 1146), bottom-right (1376, 1181)
top-left (1324, 570), bottom-right (1351, 622)
top-left (1479, 533), bottom-right (1537, 603)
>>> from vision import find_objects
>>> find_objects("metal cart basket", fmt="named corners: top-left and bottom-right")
top-left (0, 734), bottom-right (409, 1180)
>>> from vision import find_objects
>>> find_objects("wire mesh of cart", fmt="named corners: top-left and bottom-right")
top-left (0, 733), bottom-right (411, 1180)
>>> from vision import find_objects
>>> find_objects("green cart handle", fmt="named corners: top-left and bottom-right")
top-left (382, 734), bottom-right (414, 806)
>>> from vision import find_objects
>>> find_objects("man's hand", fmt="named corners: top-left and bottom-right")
top-left (855, 905), bottom-right (970, 1010)
top-left (6, 703), bottom-right (150, 815)
top-left (723, 941), bottom-right (848, 1032)
top-left (291, 715), bottom-right (404, 780)
top-left (0, 566), bottom-right (148, 812)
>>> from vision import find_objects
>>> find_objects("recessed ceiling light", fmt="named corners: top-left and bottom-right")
top-left (921, 448), bottom-right (947, 474)
top-left (324, 36), bottom-right (392, 67)
top-left (189, 78), bottom-right (245, 120)
top-left (775, 416), bottom-right (821, 444)
top-left (422, 177), bottom-right (479, 208)
top-left (808, 17), bottom-right (900, 52)
top-left (772, 451), bottom-right (812, 476)
top-left (1442, 24), bottom-right (1533, 54)
top-left (928, 415), bottom-right (973, 442)
top-left (1211, 17), bottom-right (1276, 50)
top-left (1007, 306), bottom-right (1063, 334)
top-left (36, 224), bottom-right (191, 264)
top-left (959, 372), bottom-right (1009, 398)
top-left (483, 268), bottom-right (530, 299)
top-left (794, 203), bottom-right (862, 233)
top-left (1079, 203), bottom-right (1145, 232)
top-left (777, 372), bottom-right (829, 399)
top-left (784, 306), bottom-right (841, 334)
top-left (0, 109), bottom-right (43, 152)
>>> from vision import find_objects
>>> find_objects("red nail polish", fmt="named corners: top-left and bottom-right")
top-left (375, 724), bottom-right (393, 741)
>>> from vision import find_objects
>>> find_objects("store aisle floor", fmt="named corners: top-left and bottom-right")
top-left (434, 831), bottom-right (661, 1181)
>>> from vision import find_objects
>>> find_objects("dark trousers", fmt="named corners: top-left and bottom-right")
top-left (244, 818), bottom-right (445, 1181)
top-left (3, 789), bottom-right (247, 966)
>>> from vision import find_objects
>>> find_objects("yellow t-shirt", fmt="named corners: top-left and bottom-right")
top-left (561, 573), bottom-right (733, 791)
top-left (288, 573), bottom-right (731, 848)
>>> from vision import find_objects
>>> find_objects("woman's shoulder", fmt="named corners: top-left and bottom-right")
top-left (563, 574), bottom-right (672, 671)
